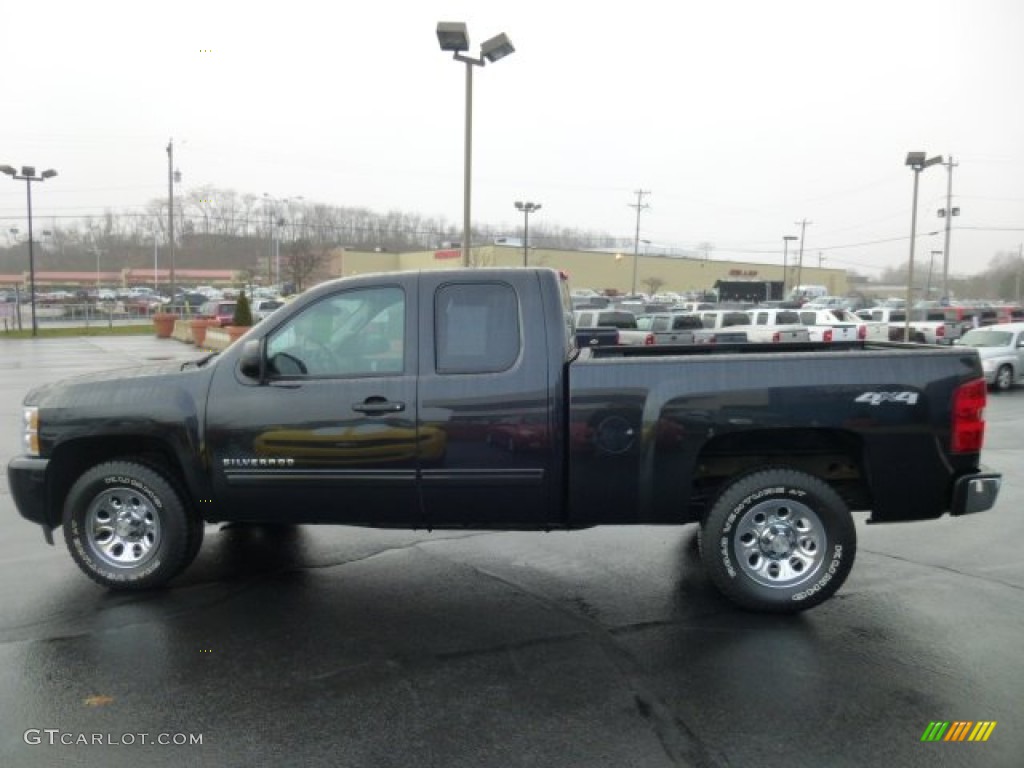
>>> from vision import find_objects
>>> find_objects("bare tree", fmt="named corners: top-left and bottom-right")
top-left (643, 276), bottom-right (666, 295)
top-left (284, 239), bottom-right (329, 292)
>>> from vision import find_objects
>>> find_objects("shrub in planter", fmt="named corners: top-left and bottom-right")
top-left (232, 290), bottom-right (254, 328)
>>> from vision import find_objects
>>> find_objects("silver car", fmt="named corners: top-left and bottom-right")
top-left (956, 322), bottom-right (1024, 391)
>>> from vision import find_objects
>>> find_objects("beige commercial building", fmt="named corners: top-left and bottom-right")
top-left (327, 244), bottom-right (848, 298)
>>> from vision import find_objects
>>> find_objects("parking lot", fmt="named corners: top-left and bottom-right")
top-left (0, 335), bottom-right (1021, 767)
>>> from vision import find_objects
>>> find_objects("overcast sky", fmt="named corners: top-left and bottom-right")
top-left (3, 0), bottom-right (1023, 278)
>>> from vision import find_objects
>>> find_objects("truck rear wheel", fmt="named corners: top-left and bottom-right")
top-left (62, 460), bottom-right (194, 590)
top-left (698, 468), bottom-right (856, 613)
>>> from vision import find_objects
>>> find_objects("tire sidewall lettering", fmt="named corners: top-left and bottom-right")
top-left (102, 475), bottom-right (164, 510)
top-left (792, 544), bottom-right (844, 601)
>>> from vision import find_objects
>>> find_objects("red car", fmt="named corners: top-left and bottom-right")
top-left (200, 300), bottom-right (238, 327)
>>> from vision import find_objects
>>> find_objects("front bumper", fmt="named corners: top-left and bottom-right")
top-left (950, 469), bottom-right (1002, 516)
top-left (6, 456), bottom-right (50, 528)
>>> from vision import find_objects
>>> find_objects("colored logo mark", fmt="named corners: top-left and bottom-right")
top-left (921, 721), bottom-right (997, 742)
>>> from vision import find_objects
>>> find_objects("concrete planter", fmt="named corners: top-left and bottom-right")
top-left (152, 313), bottom-right (177, 338)
top-left (225, 325), bottom-right (250, 344)
top-left (189, 318), bottom-right (213, 347)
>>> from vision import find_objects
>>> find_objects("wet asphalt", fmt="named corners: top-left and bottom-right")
top-left (0, 335), bottom-right (1021, 768)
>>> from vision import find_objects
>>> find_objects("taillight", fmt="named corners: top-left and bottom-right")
top-left (823, 329), bottom-right (833, 343)
top-left (857, 324), bottom-right (867, 340)
top-left (951, 379), bottom-right (987, 453)
top-left (937, 326), bottom-right (945, 338)
top-left (644, 333), bottom-right (655, 345)
top-left (772, 331), bottom-right (780, 343)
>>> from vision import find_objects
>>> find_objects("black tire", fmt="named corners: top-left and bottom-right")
top-left (698, 468), bottom-right (856, 613)
top-left (62, 460), bottom-right (194, 590)
top-left (993, 364), bottom-right (1013, 392)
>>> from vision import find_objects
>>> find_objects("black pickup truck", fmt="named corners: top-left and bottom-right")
top-left (7, 268), bottom-right (1002, 612)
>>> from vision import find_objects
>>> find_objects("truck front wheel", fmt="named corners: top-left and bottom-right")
top-left (62, 461), bottom-right (194, 590)
top-left (698, 468), bottom-right (856, 613)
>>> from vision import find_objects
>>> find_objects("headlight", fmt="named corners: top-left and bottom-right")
top-left (21, 407), bottom-right (40, 456)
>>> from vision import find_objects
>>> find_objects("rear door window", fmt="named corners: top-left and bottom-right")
top-left (435, 283), bottom-right (520, 374)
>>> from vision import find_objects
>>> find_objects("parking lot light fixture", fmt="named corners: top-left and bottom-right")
top-left (436, 21), bottom-right (515, 268)
top-left (514, 201), bottom-right (541, 267)
top-left (1, 164), bottom-right (58, 336)
top-left (904, 152), bottom-right (943, 340)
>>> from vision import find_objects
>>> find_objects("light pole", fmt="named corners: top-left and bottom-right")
top-left (0, 164), bottom-right (58, 336)
top-left (514, 201), bottom-right (541, 267)
top-left (904, 151), bottom-right (944, 340)
top-left (927, 250), bottom-right (942, 300)
top-left (166, 140), bottom-right (181, 298)
top-left (263, 195), bottom-right (302, 286)
top-left (436, 21), bottom-right (515, 268)
top-left (782, 235), bottom-right (798, 298)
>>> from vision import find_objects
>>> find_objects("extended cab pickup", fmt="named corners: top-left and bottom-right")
top-left (637, 311), bottom-right (704, 345)
top-left (699, 309), bottom-right (812, 343)
top-left (748, 307), bottom-right (861, 343)
top-left (573, 309), bottom-right (654, 346)
top-left (7, 269), bottom-right (1002, 613)
top-left (859, 308), bottom-right (959, 345)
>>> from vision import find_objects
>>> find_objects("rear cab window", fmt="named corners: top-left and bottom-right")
top-left (435, 283), bottom-right (521, 374)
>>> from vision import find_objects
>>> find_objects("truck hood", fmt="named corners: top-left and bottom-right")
top-left (24, 358), bottom-right (215, 408)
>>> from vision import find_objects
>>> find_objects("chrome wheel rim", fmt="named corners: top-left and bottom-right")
top-left (733, 498), bottom-right (826, 588)
top-left (84, 488), bottom-right (161, 568)
top-left (997, 367), bottom-right (1011, 389)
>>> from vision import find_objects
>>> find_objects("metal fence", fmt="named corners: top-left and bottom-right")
top-left (0, 301), bottom-right (199, 332)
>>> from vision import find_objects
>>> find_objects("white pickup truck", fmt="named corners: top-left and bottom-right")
top-left (573, 309), bottom-right (655, 346)
top-left (698, 309), bottom-right (811, 343)
top-left (857, 308), bottom-right (959, 345)
top-left (748, 307), bottom-right (860, 342)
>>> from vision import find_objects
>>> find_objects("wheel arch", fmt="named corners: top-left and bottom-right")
top-left (44, 436), bottom-right (202, 529)
top-left (689, 428), bottom-right (872, 522)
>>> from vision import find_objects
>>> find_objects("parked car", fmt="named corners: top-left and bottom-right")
top-left (166, 292), bottom-right (210, 314)
top-left (199, 300), bottom-right (238, 326)
top-left (955, 323), bottom-right (1024, 391)
top-left (253, 298), bottom-right (285, 321)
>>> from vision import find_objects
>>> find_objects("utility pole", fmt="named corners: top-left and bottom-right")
top-left (794, 218), bottom-right (811, 291)
top-left (940, 156), bottom-right (958, 301)
top-left (1018, 243), bottom-right (1023, 305)
top-left (629, 189), bottom-right (651, 295)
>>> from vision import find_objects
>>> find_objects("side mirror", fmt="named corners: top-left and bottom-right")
top-left (238, 338), bottom-right (263, 380)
